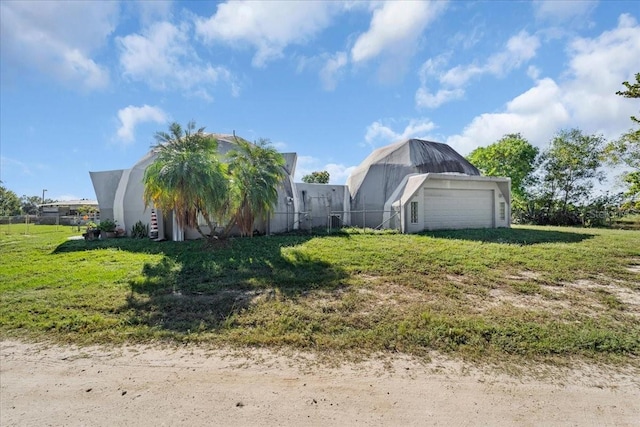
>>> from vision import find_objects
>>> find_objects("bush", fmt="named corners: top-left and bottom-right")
top-left (97, 218), bottom-right (117, 232)
top-left (130, 220), bottom-right (148, 239)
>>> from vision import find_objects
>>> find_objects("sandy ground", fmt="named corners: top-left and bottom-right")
top-left (1, 340), bottom-right (639, 426)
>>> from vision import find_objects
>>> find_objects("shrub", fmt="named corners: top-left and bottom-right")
top-left (97, 218), bottom-right (117, 232)
top-left (130, 220), bottom-right (148, 239)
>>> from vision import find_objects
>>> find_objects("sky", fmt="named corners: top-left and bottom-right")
top-left (1, 0), bottom-right (639, 202)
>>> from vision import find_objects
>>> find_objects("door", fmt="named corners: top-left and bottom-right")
top-left (423, 188), bottom-right (494, 230)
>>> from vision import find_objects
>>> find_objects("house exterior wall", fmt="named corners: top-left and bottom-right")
top-left (402, 178), bottom-right (509, 232)
top-left (268, 175), bottom-right (298, 234)
top-left (89, 170), bottom-right (123, 225)
top-left (349, 164), bottom-right (412, 229)
top-left (119, 153), bottom-right (163, 239)
top-left (295, 183), bottom-right (350, 230)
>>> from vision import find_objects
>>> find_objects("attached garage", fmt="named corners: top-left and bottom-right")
top-left (423, 188), bottom-right (494, 230)
top-left (384, 173), bottom-right (511, 233)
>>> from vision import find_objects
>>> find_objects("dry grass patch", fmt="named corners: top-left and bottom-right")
top-left (557, 279), bottom-right (640, 317)
top-left (479, 288), bottom-right (571, 313)
top-left (626, 258), bottom-right (640, 274)
top-left (2, 224), bottom-right (640, 367)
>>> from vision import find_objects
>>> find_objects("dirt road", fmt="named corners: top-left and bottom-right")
top-left (1, 340), bottom-right (638, 426)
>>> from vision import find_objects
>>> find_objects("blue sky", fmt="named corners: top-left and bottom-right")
top-left (1, 0), bottom-right (639, 201)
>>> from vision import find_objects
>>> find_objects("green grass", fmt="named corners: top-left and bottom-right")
top-left (611, 214), bottom-right (640, 230)
top-left (1, 223), bottom-right (639, 366)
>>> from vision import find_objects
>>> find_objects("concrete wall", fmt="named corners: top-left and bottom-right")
top-left (349, 164), bottom-right (413, 229)
top-left (89, 170), bottom-right (123, 224)
top-left (118, 152), bottom-right (163, 239)
top-left (295, 183), bottom-right (350, 230)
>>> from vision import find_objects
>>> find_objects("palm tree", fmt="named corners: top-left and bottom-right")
top-left (226, 137), bottom-right (286, 237)
top-left (143, 121), bottom-right (228, 239)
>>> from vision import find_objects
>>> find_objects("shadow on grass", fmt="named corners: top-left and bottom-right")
top-left (54, 235), bottom-right (347, 334)
top-left (421, 227), bottom-right (594, 245)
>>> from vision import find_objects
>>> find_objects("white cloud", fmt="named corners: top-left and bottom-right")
top-left (445, 14), bottom-right (640, 156)
top-left (294, 156), bottom-right (357, 185)
top-left (325, 164), bottom-right (357, 183)
top-left (442, 31), bottom-right (540, 86)
top-left (118, 21), bottom-right (235, 99)
top-left (562, 14), bottom-right (640, 131)
top-left (351, 1), bottom-right (447, 64)
top-left (415, 55), bottom-right (464, 107)
top-left (365, 118), bottom-right (437, 148)
top-left (195, 1), bottom-right (338, 67)
top-left (417, 30), bottom-right (540, 109)
top-left (415, 87), bottom-right (464, 109)
top-left (438, 64), bottom-right (483, 88)
top-left (0, 1), bottom-right (116, 90)
top-left (116, 105), bottom-right (168, 143)
top-left (365, 122), bottom-right (401, 146)
top-left (135, 0), bottom-right (173, 26)
top-left (533, 0), bottom-right (597, 23)
top-left (446, 78), bottom-right (570, 155)
top-left (320, 51), bottom-right (348, 91)
top-left (527, 65), bottom-right (541, 80)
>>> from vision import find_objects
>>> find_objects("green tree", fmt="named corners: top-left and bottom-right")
top-left (466, 133), bottom-right (539, 200)
top-left (21, 195), bottom-right (50, 215)
top-left (616, 72), bottom-right (640, 123)
top-left (0, 182), bottom-right (21, 216)
top-left (302, 170), bottom-right (330, 184)
top-left (143, 121), bottom-right (229, 239)
top-left (226, 137), bottom-right (286, 237)
top-left (604, 73), bottom-right (640, 200)
top-left (536, 129), bottom-right (605, 222)
top-left (77, 205), bottom-right (98, 217)
top-left (622, 171), bottom-right (640, 202)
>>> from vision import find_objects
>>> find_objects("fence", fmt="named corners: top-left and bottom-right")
top-left (268, 208), bottom-right (401, 234)
top-left (0, 215), bottom-right (93, 227)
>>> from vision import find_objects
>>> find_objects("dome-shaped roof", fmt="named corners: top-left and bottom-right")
top-left (346, 139), bottom-right (480, 227)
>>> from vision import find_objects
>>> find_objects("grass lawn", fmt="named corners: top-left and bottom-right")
top-left (1, 223), bottom-right (639, 366)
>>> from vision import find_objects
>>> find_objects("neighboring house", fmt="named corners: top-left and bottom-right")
top-left (39, 199), bottom-right (99, 218)
top-left (90, 137), bottom-right (510, 239)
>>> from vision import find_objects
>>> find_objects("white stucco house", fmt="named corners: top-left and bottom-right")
top-left (89, 136), bottom-right (510, 239)
top-left (90, 134), bottom-right (299, 241)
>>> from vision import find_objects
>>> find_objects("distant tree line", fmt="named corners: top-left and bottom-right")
top-left (0, 182), bottom-right (56, 216)
top-left (302, 170), bottom-right (330, 184)
top-left (466, 73), bottom-right (639, 226)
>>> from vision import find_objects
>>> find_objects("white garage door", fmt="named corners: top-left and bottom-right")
top-left (423, 189), bottom-right (494, 230)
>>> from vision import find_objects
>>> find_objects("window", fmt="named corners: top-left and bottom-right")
top-left (410, 201), bottom-right (418, 223)
top-left (499, 202), bottom-right (506, 221)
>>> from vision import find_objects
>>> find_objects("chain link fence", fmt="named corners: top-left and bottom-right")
top-left (269, 209), bottom-right (401, 233)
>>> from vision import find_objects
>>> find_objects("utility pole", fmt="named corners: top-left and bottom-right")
top-left (41, 189), bottom-right (47, 218)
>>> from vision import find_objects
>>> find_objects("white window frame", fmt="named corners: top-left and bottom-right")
top-left (410, 201), bottom-right (419, 224)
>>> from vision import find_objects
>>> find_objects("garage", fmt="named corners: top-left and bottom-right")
top-left (423, 188), bottom-right (494, 230)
